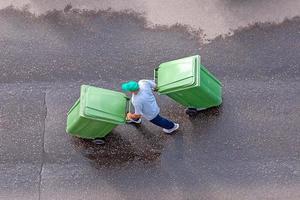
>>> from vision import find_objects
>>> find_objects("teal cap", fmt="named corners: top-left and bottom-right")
top-left (121, 81), bottom-right (139, 92)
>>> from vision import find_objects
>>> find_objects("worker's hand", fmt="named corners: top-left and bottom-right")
top-left (126, 113), bottom-right (132, 120)
top-left (126, 112), bottom-right (141, 120)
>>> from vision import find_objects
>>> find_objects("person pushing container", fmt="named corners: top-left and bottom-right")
top-left (121, 80), bottom-right (179, 134)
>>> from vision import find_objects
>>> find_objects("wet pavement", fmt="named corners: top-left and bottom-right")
top-left (1, 0), bottom-right (300, 40)
top-left (0, 4), bottom-right (299, 200)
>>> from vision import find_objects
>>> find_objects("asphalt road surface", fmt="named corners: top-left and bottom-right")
top-left (0, 2), bottom-right (299, 200)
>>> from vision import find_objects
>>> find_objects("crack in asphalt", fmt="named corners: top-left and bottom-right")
top-left (38, 90), bottom-right (48, 200)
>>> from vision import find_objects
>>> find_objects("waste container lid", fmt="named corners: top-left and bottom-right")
top-left (80, 85), bottom-right (128, 124)
top-left (155, 55), bottom-right (199, 93)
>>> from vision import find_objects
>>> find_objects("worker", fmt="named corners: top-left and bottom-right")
top-left (122, 80), bottom-right (179, 134)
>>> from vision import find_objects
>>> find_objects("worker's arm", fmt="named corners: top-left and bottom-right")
top-left (148, 80), bottom-right (158, 91)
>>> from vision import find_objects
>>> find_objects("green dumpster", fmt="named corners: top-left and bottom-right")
top-left (66, 85), bottom-right (129, 140)
top-left (154, 55), bottom-right (222, 115)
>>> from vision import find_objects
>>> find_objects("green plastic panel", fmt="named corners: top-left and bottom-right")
top-left (66, 85), bottom-right (129, 139)
top-left (154, 55), bottom-right (222, 109)
top-left (155, 56), bottom-right (197, 93)
top-left (81, 85), bottom-right (128, 124)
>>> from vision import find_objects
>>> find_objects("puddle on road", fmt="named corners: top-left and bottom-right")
top-left (0, 7), bottom-right (201, 83)
top-left (1, 6), bottom-right (298, 84)
top-left (1, 0), bottom-right (300, 40)
top-left (70, 131), bottom-right (162, 168)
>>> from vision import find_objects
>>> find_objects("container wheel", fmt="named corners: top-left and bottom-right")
top-left (93, 138), bottom-right (105, 145)
top-left (185, 108), bottom-right (198, 117)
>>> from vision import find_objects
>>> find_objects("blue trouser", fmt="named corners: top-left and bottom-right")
top-left (150, 114), bottom-right (175, 129)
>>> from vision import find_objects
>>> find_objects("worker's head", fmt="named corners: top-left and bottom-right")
top-left (121, 81), bottom-right (139, 94)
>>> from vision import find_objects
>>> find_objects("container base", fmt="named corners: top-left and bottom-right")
top-left (185, 108), bottom-right (198, 117)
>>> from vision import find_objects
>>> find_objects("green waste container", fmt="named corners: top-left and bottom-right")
top-left (154, 55), bottom-right (222, 115)
top-left (66, 85), bottom-right (129, 139)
